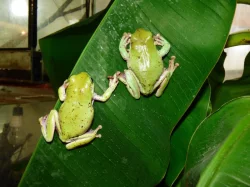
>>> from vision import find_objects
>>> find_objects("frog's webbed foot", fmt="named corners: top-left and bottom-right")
top-left (119, 32), bottom-right (131, 61)
top-left (39, 109), bottom-right (59, 142)
top-left (93, 72), bottom-right (119, 102)
top-left (154, 56), bottom-right (179, 97)
top-left (154, 34), bottom-right (171, 57)
top-left (58, 80), bottom-right (69, 101)
top-left (154, 34), bottom-right (163, 45)
top-left (117, 70), bottom-right (141, 99)
top-left (107, 72), bottom-right (119, 87)
top-left (65, 125), bottom-right (102, 150)
top-left (168, 56), bottom-right (179, 72)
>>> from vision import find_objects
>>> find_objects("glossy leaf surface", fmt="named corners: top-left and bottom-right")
top-left (183, 97), bottom-right (250, 186)
top-left (165, 83), bottom-right (211, 186)
top-left (20, 0), bottom-right (235, 186)
top-left (197, 113), bottom-right (250, 186)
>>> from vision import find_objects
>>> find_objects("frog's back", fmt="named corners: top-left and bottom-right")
top-left (58, 72), bottom-right (94, 141)
top-left (59, 101), bottom-right (94, 141)
top-left (128, 29), bottom-right (163, 94)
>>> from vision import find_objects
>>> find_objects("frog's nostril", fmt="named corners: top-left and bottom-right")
top-left (91, 77), bottom-right (94, 82)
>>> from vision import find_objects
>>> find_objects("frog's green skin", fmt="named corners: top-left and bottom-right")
top-left (118, 28), bottom-right (179, 99)
top-left (39, 72), bottom-right (119, 150)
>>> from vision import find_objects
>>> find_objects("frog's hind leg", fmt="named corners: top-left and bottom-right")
top-left (154, 56), bottom-right (179, 97)
top-left (39, 109), bottom-right (60, 142)
top-left (65, 125), bottom-right (102, 150)
top-left (117, 70), bottom-right (141, 99)
top-left (119, 32), bottom-right (131, 61)
top-left (154, 34), bottom-right (171, 57)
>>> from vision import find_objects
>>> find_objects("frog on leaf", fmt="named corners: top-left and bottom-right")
top-left (39, 72), bottom-right (119, 150)
top-left (117, 28), bottom-right (179, 99)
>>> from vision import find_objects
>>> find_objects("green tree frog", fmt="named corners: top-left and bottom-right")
top-left (39, 72), bottom-right (119, 150)
top-left (117, 28), bottom-right (179, 99)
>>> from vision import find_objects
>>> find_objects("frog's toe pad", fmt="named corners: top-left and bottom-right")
top-left (96, 134), bottom-right (102, 138)
top-left (95, 125), bottom-right (102, 131)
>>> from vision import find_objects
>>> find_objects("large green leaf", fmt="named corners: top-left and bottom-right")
top-left (165, 82), bottom-right (211, 186)
top-left (197, 113), bottom-right (250, 186)
top-left (20, 0), bottom-right (235, 186)
top-left (211, 51), bottom-right (250, 111)
top-left (183, 97), bottom-right (250, 186)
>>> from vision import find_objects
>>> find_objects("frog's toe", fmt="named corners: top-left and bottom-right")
top-left (96, 134), bottom-right (102, 138)
top-left (39, 115), bottom-right (48, 127)
top-left (123, 32), bottom-right (131, 37)
top-left (170, 56), bottom-right (175, 60)
top-left (154, 34), bottom-right (162, 40)
top-left (115, 71), bottom-right (121, 77)
top-left (154, 39), bottom-right (164, 46)
top-left (153, 33), bottom-right (160, 39)
top-left (108, 72), bottom-right (119, 79)
top-left (96, 125), bottom-right (102, 131)
top-left (122, 33), bottom-right (131, 44)
top-left (168, 56), bottom-right (179, 72)
top-left (108, 74), bottom-right (119, 87)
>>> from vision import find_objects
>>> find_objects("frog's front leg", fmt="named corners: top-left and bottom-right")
top-left (58, 80), bottom-right (69, 101)
top-left (154, 34), bottom-right (171, 57)
top-left (119, 32), bottom-right (131, 61)
top-left (65, 125), bottom-right (102, 150)
top-left (39, 110), bottom-right (60, 142)
top-left (93, 72), bottom-right (119, 102)
top-left (154, 56), bottom-right (179, 97)
top-left (117, 70), bottom-right (141, 99)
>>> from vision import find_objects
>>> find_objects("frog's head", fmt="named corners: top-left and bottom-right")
top-left (69, 72), bottom-right (93, 88)
top-left (131, 28), bottom-right (152, 43)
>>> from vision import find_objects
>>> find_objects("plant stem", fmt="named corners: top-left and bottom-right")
top-left (237, 0), bottom-right (250, 4)
top-left (225, 30), bottom-right (250, 48)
